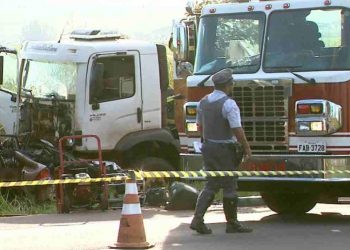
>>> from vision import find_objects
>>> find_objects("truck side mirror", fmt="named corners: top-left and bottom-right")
top-left (170, 22), bottom-right (189, 63)
top-left (0, 56), bottom-right (3, 85)
top-left (170, 18), bottom-right (197, 65)
top-left (89, 62), bottom-right (104, 108)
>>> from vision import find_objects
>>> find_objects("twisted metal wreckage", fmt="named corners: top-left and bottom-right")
top-left (0, 133), bottom-right (126, 210)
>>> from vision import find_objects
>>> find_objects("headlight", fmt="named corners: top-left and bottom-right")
top-left (186, 122), bottom-right (198, 132)
top-left (295, 99), bottom-right (342, 135)
top-left (298, 122), bottom-right (310, 131)
top-left (298, 121), bottom-right (324, 132)
top-left (310, 121), bottom-right (323, 131)
top-left (184, 102), bottom-right (200, 136)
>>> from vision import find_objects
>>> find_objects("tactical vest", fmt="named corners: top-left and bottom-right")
top-left (199, 95), bottom-right (233, 141)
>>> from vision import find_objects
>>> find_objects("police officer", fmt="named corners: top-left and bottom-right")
top-left (190, 68), bottom-right (252, 234)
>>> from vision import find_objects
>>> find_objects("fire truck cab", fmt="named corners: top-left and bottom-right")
top-left (171, 0), bottom-right (350, 214)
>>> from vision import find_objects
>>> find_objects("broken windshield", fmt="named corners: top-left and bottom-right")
top-left (22, 60), bottom-right (77, 99)
top-left (194, 12), bottom-right (265, 75)
top-left (264, 8), bottom-right (350, 72)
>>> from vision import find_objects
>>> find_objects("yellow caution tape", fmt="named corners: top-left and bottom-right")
top-left (134, 170), bottom-right (350, 179)
top-left (0, 176), bottom-right (127, 188)
top-left (1, 169), bottom-right (350, 187)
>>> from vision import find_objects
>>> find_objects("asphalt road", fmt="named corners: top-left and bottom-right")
top-left (0, 204), bottom-right (350, 250)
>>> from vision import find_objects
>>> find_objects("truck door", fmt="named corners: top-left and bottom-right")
top-left (84, 51), bottom-right (142, 150)
top-left (0, 49), bottom-right (18, 135)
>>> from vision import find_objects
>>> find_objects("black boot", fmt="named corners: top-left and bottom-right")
top-left (190, 191), bottom-right (214, 234)
top-left (223, 197), bottom-right (253, 233)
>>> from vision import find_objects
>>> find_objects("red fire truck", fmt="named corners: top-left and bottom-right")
top-left (170, 0), bottom-right (350, 214)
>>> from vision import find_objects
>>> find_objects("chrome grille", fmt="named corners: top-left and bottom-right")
top-left (231, 79), bottom-right (292, 153)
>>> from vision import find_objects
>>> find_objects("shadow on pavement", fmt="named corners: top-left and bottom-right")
top-left (260, 212), bottom-right (350, 225)
top-left (1, 205), bottom-right (349, 227)
top-left (0, 207), bottom-right (196, 225)
top-left (159, 212), bottom-right (350, 250)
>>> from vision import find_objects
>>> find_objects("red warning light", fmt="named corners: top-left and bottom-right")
top-left (324, 0), bottom-right (331, 6)
top-left (283, 3), bottom-right (290, 9)
top-left (265, 4), bottom-right (272, 10)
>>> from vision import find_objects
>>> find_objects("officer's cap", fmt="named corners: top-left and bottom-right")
top-left (212, 68), bottom-right (234, 86)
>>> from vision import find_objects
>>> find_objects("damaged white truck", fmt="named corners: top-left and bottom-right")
top-left (0, 30), bottom-right (180, 176)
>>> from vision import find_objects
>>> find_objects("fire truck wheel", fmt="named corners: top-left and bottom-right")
top-left (130, 157), bottom-right (174, 191)
top-left (261, 192), bottom-right (317, 215)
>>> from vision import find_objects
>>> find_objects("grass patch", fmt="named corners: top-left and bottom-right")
top-left (0, 190), bottom-right (56, 216)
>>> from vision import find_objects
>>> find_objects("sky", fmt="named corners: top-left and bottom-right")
top-left (0, 0), bottom-right (189, 46)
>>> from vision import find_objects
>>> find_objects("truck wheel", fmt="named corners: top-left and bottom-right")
top-left (261, 192), bottom-right (317, 215)
top-left (130, 157), bottom-right (174, 191)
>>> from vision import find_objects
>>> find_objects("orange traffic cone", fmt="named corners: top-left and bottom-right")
top-left (110, 178), bottom-right (154, 249)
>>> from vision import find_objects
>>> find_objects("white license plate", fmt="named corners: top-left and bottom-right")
top-left (297, 142), bottom-right (326, 153)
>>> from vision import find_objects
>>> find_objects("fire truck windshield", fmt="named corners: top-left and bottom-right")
top-left (194, 12), bottom-right (265, 75)
top-left (22, 60), bottom-right (77, 99)
top-left (264, 8), bottom-right (350, 73)
top-left (195, 8), bottom-right (350, 75)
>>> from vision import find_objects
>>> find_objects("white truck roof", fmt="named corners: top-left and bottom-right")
top-left (21, 38), bottom-right (158, 63)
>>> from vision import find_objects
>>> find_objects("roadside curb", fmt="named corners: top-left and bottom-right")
top-left (238, 196), bottom-right (265, 207)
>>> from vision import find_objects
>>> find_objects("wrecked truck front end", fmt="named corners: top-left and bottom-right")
top-left (19, 60), bottom-right (77, 143)
top-left (18, 41), bottom-right (89, 145)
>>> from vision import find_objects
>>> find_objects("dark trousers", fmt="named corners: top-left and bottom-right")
top-left (200, 142), bottom-right (238, 199)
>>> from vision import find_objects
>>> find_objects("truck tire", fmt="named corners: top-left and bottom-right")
top-left (130, 157), bottom-right (174, 191)
top-left (261, 192), bottom-right (317, 215)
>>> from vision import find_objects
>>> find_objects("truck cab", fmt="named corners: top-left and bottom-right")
top-left (7, 30), bottom-right (180, 171)
top-left (171, 0), bottom-right (350, 214)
